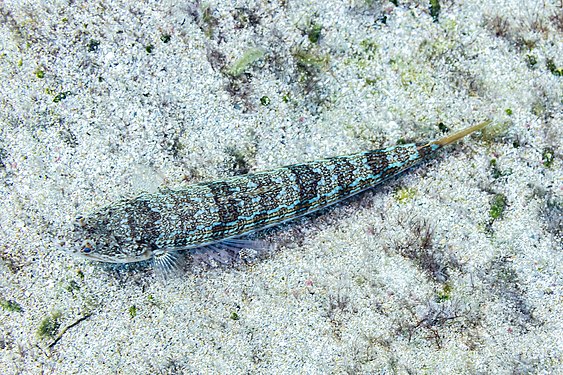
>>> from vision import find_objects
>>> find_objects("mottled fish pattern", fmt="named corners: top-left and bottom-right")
top-left (68, 121), bottom-right (490, 269)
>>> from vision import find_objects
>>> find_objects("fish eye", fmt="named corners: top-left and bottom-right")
top-left (82, 240), bottom-right (94, 254)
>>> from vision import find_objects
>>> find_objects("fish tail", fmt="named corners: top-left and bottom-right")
top-left (430, 119), bottom-right (492, 147)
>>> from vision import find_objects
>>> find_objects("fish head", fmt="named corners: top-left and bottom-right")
top-left (67, 212), bottom-right (154, 264)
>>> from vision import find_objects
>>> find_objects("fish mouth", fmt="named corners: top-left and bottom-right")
top-left (60, 239), bottom-right (153, 264)
top-left (72, 249), bottom-right (154, 264)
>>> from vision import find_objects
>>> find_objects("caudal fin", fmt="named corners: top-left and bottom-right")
top-left (430, 120), bottom-right (492, 147)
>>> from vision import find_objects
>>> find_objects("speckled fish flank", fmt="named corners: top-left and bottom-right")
top-left (68, 120), bottom-right (491, 270)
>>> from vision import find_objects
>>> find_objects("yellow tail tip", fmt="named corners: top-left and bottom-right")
top-left (431, 119), bottom-right (492, 147)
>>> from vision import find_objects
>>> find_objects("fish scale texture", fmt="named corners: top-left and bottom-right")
top-left (76, 143), bottom-right (433, 262)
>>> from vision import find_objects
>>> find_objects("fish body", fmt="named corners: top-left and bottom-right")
top-left (69, 120), bottom-right (490, 269)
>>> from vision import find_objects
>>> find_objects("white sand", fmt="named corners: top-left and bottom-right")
top-left (1, 0), bottom-right (561, 373)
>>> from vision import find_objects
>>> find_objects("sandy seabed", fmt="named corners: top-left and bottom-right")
top-left (0, 0), bottom-right (562, 374)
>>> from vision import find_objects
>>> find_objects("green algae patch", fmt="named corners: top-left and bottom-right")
top-left (293, 48), bottom-right (329, 69)
top-left (525, 54), bottom-right (537, 68)
top-left (546, 58), bottom-right (563, 76)
top-left (226, 48), bottom-right (265, 77)
top-left (360, 39), bottom-right (379, 56)
top-left (307, 22), bottom-right (323, 44)
top-left (65, 279), bottom-right (81, 294)
top-left (128, 305), bottom-right (137, 318)
top-left (436, 283), bottom-right (452, 303)
top-left (429, 0), bottom-right (441, 22)
top-left (53, 91), bottom-right (72, 103)
top-left (37, 311), bottom-right (62, 339)
top-left (489, 194), bottom-right (508, 220)
top-left (0, 298), bottom-right (22, 312)
top-left (201, 4), bottom-right (219, 38)
top-left (395, 187), bottom-right (417, 203)
top-left (542, 148), bottom-right (554, 168)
